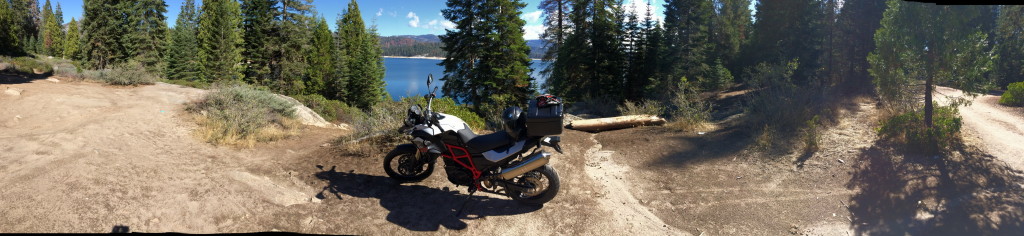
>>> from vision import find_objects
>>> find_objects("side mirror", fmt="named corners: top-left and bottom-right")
top-left (427, 74), bottom-right (434, 87)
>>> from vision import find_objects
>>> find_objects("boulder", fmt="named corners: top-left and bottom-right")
top-left (273, 94), bottom-right (348, 129)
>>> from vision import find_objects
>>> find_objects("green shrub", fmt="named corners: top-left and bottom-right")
top-left (878, 104), bottom-right (962, 153)
top-left (667, 83), bottom-right (712, 131)
top-left (999, 82), bottom-right (1024, 107)
top-left (293, 94), bottom-right (351, 122)
top-left (162, 79), bottom-right (211, 89)
top-left (186, 84), bottom-right (298, 147)
top-left (5, 56), bottom-right (53, 74)
top-left (96, 61), bottom-right (158, 86)
top-left (400, 96), bottom-right (486, 131)
top-left (617, 99), bottom-right (666, 116)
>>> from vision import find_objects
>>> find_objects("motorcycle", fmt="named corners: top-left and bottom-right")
top-left (383, 74), bottom-right (565, 206)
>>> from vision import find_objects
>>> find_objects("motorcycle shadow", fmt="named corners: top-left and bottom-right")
top-left (313, 165), bottom-right (541, 231)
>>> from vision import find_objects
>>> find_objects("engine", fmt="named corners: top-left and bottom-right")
top-left (442, 158), bottom-right (475, 186)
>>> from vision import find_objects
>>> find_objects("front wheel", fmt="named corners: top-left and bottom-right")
top-left (508, 165), bottom-right (560, 206)
top-left (383, 144), bottom-right (435, 183)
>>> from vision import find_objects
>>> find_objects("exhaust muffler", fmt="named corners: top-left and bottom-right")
top-left (498, 152), bottom-right (551, 180)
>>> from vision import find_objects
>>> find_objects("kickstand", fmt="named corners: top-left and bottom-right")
top-left (454, 190), bottom-right (477, 217)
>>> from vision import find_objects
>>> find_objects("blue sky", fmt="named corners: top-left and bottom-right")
top-left (50, 0), bottom-right (761, 40)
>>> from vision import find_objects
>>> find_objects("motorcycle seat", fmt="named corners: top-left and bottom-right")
top-left (462, 129), bottom-right (514, 154)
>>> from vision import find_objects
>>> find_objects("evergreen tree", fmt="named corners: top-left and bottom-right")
top-left (63, 18), bottom-right (80, 60)
top-left (164, 0), bottom-right (201, 81)
top-left (82, 0), bottom-right (126, 69)
top-left (834, 0), bottom-right (886, 93)
top-left (197, 0), bottom-right (243, 82)
top-left (662, 0), bottom-right (715, 91)
top-left (53, 3), bottom-right (64, 58)
top-left (240, 0), bottom-right (277, 86)
top-left (868, 1), bottom-right (993, 128)
top-left (41, 0), bottom-right (55, 55)
top-left (123, 0), bottom-right (168, 72)
top-left (0, 0), bottom-right (22, 55)
top-left (995, 6), bottom-right (1024, 88)
top-left (271, 0), bottom-right (314, 95)
top-left (441, 0), bottom-right (533, 114)
top-left (549, 0), bottom-right (625, 102)
top-left (747, 0), bottom-right (825, 85)
top-left (338, 0), bottom-right (385, 109)
top-left (713, 0), bottom-right (751, 69)
top-left (538, 0), bottom-right (573, 81)
top-left (306, 17), bottom-right (334, 96)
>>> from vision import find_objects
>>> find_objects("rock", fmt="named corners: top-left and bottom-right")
top-left (46, 78), bottom-right (60, 83)
top-left (0, 63), bottom-right (11, 71)
top-left (4, 87), bottom-right (23, 96)
top-left (273, 94), bottom-right (348, 129)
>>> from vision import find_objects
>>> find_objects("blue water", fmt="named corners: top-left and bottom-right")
top-left (383, 57), bottom-right (549, 100)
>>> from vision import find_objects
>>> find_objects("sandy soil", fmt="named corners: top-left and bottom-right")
top-left (2, 75), bottom-right (1021, 234)
top-left (935, 86), bottom-right (1024, 170)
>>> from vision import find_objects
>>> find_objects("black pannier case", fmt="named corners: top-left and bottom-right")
top-left (526, 96), bottom-right (564, 137)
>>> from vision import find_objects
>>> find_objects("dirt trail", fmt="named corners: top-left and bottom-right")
top-left (935, 86), bottom-right (1024, 170)
top-left (583, 134), bottom-right (688, 235)
top-left (1, 78), bottom-right (336, 233)
top-left (13, 75), bottom-right (1016, 234)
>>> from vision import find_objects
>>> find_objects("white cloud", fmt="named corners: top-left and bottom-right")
top-left (522, 10), bottom-right (543, 24)
top-left (442, 21), bottom-right (456, 29)
top-left (426, 19), bottom-right (457, 31)
top-left (376, 8), bottom-right (383, 17)
top-left (523, 24), bottom-right (545, 40)
top-left (406, 12), bottom-right (420, 28)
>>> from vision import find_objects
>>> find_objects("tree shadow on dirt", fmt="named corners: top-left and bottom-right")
top-left (847, 140), bottom-right (1024, 235)
top-left (312, 165), bottom-right (540, 231)
top-left (0, 72), bottom-right (52, 85)
top-left (646, 126), bottom-right (757, 167)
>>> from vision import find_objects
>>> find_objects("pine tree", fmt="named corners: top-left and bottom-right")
top-left (338, 0), bottom-right (385, 109)
top-left (713, 0), bottom-right (751, 69)
top-left (441, 0), bottom-right (533, 114)
top-left (306, 17), bottom-right (335, 96)
top-left (549, 0), bottom-right (625, 102)
top-left (63, 18), bottom-right (80, 60)
top-left (995, 6), bottom-right (1024, 88)
top-left (831, 0), bottom-right (886, 94)
top-left (271, 0), bottom-right (314, 95)
top-left (240, 0), bottom-right (277, 86)
top-left (122, 0), bottom-right (168, 72)
top-left (0, 0), bottom-right (21, 55)
top-left (197, 0), bottom-right (243, 82)
top-left (662, 0), bottom-right (715, 91)
top-left (52, 3), bottom-right (64, 58)
top-left (164, 0), bottom-right (200, 81)
top-left (747, 0), bottom-right (825, 85)
top-left (538, 0), bottom-right (573, 82)
top-left (41, 0), bottom-right (55, 55)
top-left (868, 1), bottom-right (993, 128)
top-left (82, 0), bottom-right (125, 69)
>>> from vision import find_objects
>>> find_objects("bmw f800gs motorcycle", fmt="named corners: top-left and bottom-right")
top-left (383, 74), bottom-right (565, 205)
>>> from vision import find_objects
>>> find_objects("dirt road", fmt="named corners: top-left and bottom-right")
top-left (3, 76), bottom-right (1018, 234)
top-left (935, 86), bottom-right (1024, 171)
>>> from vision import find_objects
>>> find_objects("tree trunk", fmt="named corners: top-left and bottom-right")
top-left (568, 115), bottom-right (667, 132)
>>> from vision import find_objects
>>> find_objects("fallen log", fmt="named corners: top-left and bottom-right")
top-left (568, 115), bottom-right (667, 132)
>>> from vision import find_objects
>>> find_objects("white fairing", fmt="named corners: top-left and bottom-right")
top-left (435, 113), bottom-right (470, 132)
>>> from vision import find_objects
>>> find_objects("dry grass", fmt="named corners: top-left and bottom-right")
top-left (187, 84), bottom-right (299, 147)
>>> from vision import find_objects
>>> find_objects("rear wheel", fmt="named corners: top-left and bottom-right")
top-left (383, 144), bottom-right (434, 183)
top-left (508, 165), bottom-right (560, 206)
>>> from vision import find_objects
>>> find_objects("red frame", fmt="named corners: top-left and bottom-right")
top-left (442, 143), bottom-right (483, 190)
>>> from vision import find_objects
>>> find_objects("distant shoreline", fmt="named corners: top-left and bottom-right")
top-left (382, 56), bottom-right (544, 61)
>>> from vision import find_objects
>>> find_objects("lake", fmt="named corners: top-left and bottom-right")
top-left (383, 57), bottom-right (549, 100)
